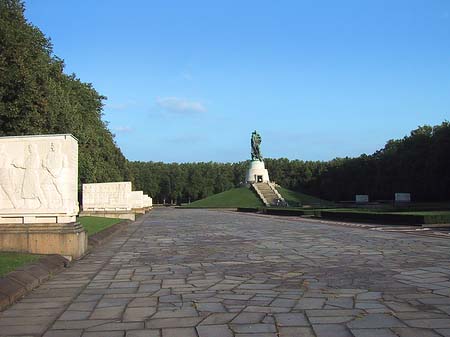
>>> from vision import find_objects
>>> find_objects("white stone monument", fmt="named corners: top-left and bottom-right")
top-left (143, 194), bottom-right (153, 210)
top-left (0, 134), bottom-right (86, 259)
top-left (131, 191), bottom-right (145, 214)
top-left (246, 160), bottom-right (270, 184)
top-left (355, 195), bottom-right (369, 203)
top-left (81, 182), bottom-right (135, 220)
top-left (395, 193), bottom-right (411, 203)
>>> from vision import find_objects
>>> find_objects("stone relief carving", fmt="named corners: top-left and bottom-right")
top-left (82, 182), bottom-right (132, 210)
top-left (0, 135), bottom-right (78, 215)
top-left (13, 144), bottom-right (48, 209)
top-left (0, 144), bottom-right (20, 209)
top-left (42, 142), bottom-right (69, 209)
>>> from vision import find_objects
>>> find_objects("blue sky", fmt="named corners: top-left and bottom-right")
top-left (25, 0), bottom-right (450, 163)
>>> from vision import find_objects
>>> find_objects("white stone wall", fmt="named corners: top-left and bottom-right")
top-left (355, 195), bottom-right (369, 203)
top-left (131, 191), bottom-right (144, 209)
top-left (0, 134), bottom-right (78, 224)
top-left (82, 182), bottom-right (132, 211)
top-left (143, 194), bottom-right (152, 208)
top-left (395, 193), bottom-right (411, 202)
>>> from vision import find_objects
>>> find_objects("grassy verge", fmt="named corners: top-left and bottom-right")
top-left (277, 187), bottom-right (333, 207)
top-left (78, 216), bottom-right (122, 236)
top-left (184, 187), bottom-right (264, 208)
top-left (0, 252), bottom-right (41, 277)
top-left (319, 209), bottom-right (450, 225)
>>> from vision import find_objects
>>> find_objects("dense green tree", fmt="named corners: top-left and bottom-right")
top-left (0, 0), bottom-right (130, 185)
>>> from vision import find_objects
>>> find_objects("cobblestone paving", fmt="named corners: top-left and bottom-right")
top-left (2, 208), bottom-right (450, 336)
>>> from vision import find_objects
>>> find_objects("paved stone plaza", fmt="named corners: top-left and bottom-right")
top-left (2, 208), bottom-right (450, 337)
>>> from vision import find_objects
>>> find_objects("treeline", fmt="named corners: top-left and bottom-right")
top-left (131, 122), bottom-right (450, 203)
top-left (129, 162), bottom-right (248, 204)
top-left (0, 0), bottom-right (130, 184)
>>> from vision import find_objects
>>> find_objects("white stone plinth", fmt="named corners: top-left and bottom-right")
top-left (246, 160), bottom-right (270, 183)
top-left (0, 134), bottom-right (86, 259)
top-left (395, 193), bottom-right (411, 202)
top-left (355, 195), bottom-right (369, 203)
top-left (0, 134), bottom-right (79, 224)
top-left (131, 191), bottom-right (144, 213)
top-left (143, 194), bottom-right (153, 208)
top-left (82, 182), bottom-right (132, 211)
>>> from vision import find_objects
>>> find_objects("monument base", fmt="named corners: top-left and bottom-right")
top-left (132, 208), bottom-right (146, 215)
top-left (80, 210), bottom-right (136, 221)
top-left (0, 222), bottom-right (87, 260)
top-left (246, 160), bottom-right (270, 184)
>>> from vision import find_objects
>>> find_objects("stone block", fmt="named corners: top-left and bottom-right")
top-left (130, 191), bottom-right (144, 210)
top-left (0, 134), bottom-right (78, 221)
top-left (0, 277), bottom-right (27, 303)
top-left (82, 182), bottom-right (132, 211)
top-left (6, 270), bottom-right (39, 290)
top-left (0, 222), bottom-right (87, 259)
top-left (0, 134), bottom-right (86, 259)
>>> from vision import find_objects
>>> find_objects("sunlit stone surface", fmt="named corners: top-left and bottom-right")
top-left (0, 134), bottom-right (78, 224)
top-left (82, 182), bottom-right (132, 211)
top-left (0, 134), bottom-right (86, 258)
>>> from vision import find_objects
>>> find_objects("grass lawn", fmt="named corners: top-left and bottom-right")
top-left (277, 187), bottom-right (333, 207)
top-left (319, 208), bottom-right (450, 224)
top-left (0, 252), bottom-right (41, 277)
top-left (78, 216), bottom-right (122, 236)
top-left (321, 208), bottom-right (450, 216)
top-left (185, 187), bottom-right (264, 208)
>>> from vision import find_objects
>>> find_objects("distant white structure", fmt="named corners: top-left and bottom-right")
top-left (395, 193), bottom-right (411, 202)
top-left (130, 191), bottom-right (145, 214)
top-left (82, 182), bottom-right (132, 211)
top-left (246, 160), bottom-right (270, 184)
top-left (143, 194), bottom-right (153, 208)
top-left (355, 195), bottom-right (369, 203)
top-left (0, 134), bottom-right (86, 259)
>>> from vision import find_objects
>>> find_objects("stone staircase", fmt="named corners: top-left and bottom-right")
top-left (253, 182), bottom-right (286, 206)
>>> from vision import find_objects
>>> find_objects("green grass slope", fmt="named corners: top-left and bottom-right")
top-left (185, 187), bottom-right (264, 208)
top-left (185, 186), bottom-right (332, 209)
top-left (0, 252), bottom-right (41, 276)
top-left (78, 216), bottom-right (122, 236)
top-left (277, 186), bottom-right (333, 207)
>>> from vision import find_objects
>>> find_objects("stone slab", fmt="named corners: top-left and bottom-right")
top-left (82, 181), bottom-right (132, 211)
top-left (0, 134), bottom-right (78, 220)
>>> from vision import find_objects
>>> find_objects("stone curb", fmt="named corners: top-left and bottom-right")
top-left (88, 219), bottom-right (131, 247)
top-left (0, 254), bottom-right (69, 311)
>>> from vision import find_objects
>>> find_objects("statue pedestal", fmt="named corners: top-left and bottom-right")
top-left (0, 222), bottom-right (87, 260)
top-left (246, 160), bottom-right (270, 184)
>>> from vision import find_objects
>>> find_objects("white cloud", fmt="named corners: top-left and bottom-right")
top-left (113, 126), bottom-right (133, 133)
top-left (156, 97), bottom-right (207, 114)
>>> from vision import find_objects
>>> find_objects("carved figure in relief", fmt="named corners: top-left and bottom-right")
top-left (0, 144), bottom-right (20, 208)
top-left (43, 142), bottom-right (68, 208)
top-left (14, 144), bottom-right (47, 208)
